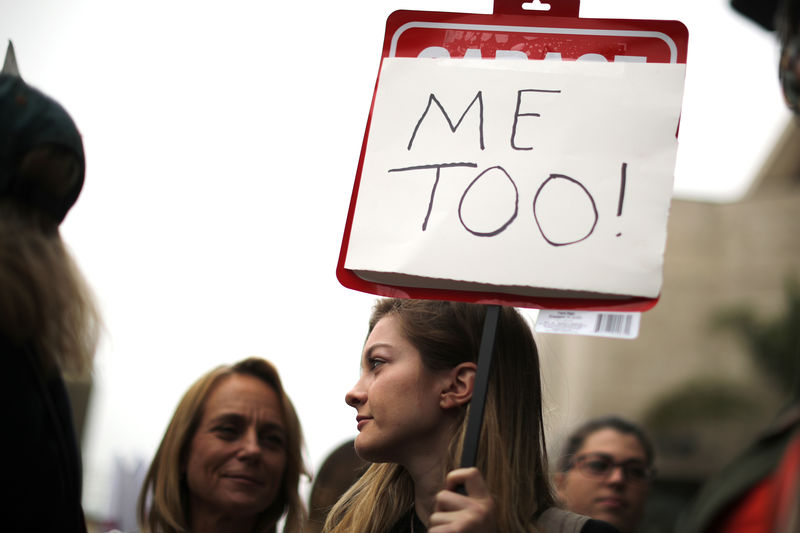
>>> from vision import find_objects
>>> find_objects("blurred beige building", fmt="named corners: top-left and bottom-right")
top-left (540, 118), bottom-right (800, 480)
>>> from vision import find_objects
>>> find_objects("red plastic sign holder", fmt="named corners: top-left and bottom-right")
top-left (336, 0), bottom-right (688, 312)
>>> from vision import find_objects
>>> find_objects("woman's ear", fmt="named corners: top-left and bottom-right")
top-left (439, 362), bottom-right (477, 409)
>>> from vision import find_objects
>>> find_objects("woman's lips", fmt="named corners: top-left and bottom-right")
top-left (596, 497), bottom-right (626, 510)
top-left (356, 416), bottom-right (372, 431)
top-left (224, 473), bottom-right (263, 486)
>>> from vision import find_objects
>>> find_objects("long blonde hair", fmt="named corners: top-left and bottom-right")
top-left (0, 145), bottom-right (100, 378)
top-left (138, 357), bottom-right (309, 533)
top-left (324, 299), bottom-right (554, 532)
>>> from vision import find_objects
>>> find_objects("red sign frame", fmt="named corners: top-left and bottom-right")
top-left (337, 3), bottom-right (688, 311)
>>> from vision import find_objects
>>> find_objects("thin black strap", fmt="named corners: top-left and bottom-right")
top-left (459, 304), bottom-right (500, 470)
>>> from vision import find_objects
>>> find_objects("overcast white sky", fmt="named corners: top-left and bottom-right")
top-left (1, 0), bottom-right (792, 522)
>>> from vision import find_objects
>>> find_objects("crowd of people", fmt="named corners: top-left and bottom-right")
top-left (132, 300), bottom-right (645, 533)
top-left (4, 0), bottom-right (800, 530)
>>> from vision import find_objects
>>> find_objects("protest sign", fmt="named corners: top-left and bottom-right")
top-left (338, 8), bottom-right (688, 311)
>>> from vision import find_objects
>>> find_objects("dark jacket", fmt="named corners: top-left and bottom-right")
top-left (2, 336), bottom-right (87, 532)
top-left (387, 506), bottom-right (620, 533)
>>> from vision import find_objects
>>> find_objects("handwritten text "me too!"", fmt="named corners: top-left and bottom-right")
top-left (346, 58), bottom-right (685, 298)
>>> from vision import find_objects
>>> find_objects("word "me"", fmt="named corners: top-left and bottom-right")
top-left (407, 89), bottom-right (559, 152)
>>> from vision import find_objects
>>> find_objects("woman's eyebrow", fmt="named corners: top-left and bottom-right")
top-left (208, 412), bottom-right (244, 425)
top-left (364, 342), bottom-right (392, 358)
top-left (362, 343), bottom-right (389, 369)
top-left (209, 413), bottom-right (286, 432)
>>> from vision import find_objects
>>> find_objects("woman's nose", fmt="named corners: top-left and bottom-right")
top-left (606, 465), bottom-right (626, 484)
top-left (345, 378), bottom-right (366, 408)
top-left (237, 428), bottom-right (261, 460)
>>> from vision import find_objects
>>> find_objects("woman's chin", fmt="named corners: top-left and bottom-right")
top-left (353, 435), bottom-right (388, 463)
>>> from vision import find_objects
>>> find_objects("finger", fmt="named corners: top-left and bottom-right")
top-left (434, 486), bottom-right (469, 512)
top-left (429, 508), bottom-right (462, 527)
top-left (430, 496), bottom-right (497, 533)
top-left (429, 508), bottom-right (485, 532)
top-left (444, 467), bottom-right (489, 498)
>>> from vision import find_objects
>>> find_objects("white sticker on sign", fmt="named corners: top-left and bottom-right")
top-left (345, 57), bottom-right (685, 300)
top-left (534, 310), bottom-right (641, 339)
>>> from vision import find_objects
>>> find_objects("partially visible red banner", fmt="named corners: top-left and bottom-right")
top-left (385, 11), bottom-right (686, 64)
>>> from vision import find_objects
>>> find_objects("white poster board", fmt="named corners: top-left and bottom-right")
top-left (344, 57), bottom-right (686, 299)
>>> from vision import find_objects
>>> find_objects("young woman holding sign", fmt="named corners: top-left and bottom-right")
top-left (323, 298), bottom-right (618, 533)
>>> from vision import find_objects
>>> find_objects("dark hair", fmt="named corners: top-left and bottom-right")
top-left (558, 416), bottom-right (655, 472)
top-left (307, 440), bottom-right (368, 533)
top-left (778, 0), bottom-right (799, 42)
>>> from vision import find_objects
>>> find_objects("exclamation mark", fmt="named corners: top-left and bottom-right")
top-left (616, 162), bottom-right (627, 237)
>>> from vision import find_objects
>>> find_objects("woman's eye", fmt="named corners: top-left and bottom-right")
top-left (261, 433), bottom-right (286, 448)
top-left (214, 425), bottom-right (238, 438)
top-left (367, 357), bottom-right (385, 370)
top-left (586, 460), bottom-right (610, 474)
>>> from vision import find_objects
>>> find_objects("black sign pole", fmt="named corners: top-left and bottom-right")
top-left (458, 304), bottom-right (500, 477)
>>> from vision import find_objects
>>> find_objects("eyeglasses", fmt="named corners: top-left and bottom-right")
top-left (778, 2), bottom-right (800, 115)
top-left (780, 32), bottom-right (800, 114)
top-left (568, 453), bottom-right (655, 483)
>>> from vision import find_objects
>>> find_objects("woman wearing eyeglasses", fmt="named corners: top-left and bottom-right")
top-left (555, 416), bottom-right (655, 533)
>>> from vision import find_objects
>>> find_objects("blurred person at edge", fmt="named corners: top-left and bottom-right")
top-left (675, 0), bottom-right (800, 531)
top-left (0, 43), bottom-right (101, 532)
top-left (305, 439), bottom-right (368, 533)
top-left (137, 357), bottom-right (308, 533)
top-left (555, 417), bottom-right (655, 533)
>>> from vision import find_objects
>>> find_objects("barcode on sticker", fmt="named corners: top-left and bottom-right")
top-left (535, 310), bottom-right (641, 339)
top-left (594, 313), bottom-right (634, 336)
